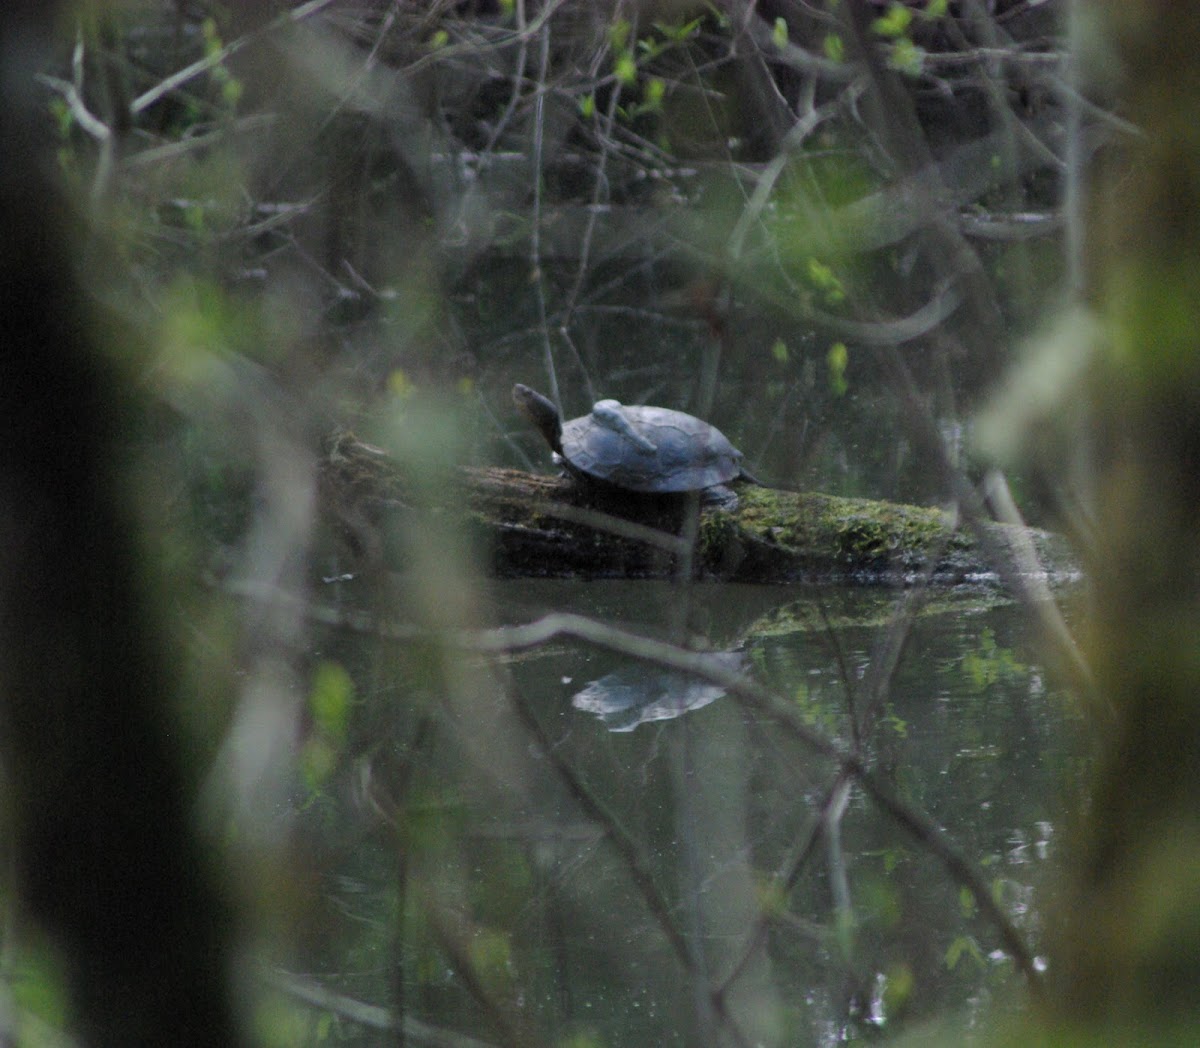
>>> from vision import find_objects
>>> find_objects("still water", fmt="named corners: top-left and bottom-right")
top-left (276, 577), bottom-right (1086, 1046)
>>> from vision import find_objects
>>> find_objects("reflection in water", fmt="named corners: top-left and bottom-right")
top-left (571, 651), bottom-right (747, 732)
top-left (287, 586), bottom-right (1087, 1047)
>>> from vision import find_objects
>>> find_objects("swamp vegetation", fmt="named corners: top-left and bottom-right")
top-left (3, 1), bottom-right (1200, 1045)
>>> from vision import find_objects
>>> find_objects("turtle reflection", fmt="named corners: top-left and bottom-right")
top-left (571, 651), bottom-right (747, 732)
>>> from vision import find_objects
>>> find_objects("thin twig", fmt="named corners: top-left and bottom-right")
top-left (130, 0), bottom-right (339, 115)
top-left (503, 498), bottom-right (692, 557)
top-left (528, 23), bottom-right (561, 413)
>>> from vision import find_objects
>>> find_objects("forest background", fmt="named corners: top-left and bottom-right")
top-left (3, 1), bottom-right (1200, 1046)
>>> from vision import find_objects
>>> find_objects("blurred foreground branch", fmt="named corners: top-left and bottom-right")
top-left (0, 5), bottom-right (243, 1046)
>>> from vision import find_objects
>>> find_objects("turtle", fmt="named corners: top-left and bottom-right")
top-left (512, 383), bottom-right (757, 507)
top-left (572, 651), bottom-right (747, 732)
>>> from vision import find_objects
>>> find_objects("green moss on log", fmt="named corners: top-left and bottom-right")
top-left (319, 436), bottom-right (1076, 586)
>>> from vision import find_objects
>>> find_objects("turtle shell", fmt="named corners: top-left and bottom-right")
top-left (561, 399), bottom-right (744, 493)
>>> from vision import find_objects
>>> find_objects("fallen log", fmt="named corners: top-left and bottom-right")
top-left (319, 432), bottom-right (1077, 588)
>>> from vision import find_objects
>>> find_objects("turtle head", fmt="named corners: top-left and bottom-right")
top-left (512, 384), bottom-right (563, 455)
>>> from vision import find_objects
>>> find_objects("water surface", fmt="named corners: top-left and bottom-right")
top-left (279, 578), bottom-right (1085, 1046)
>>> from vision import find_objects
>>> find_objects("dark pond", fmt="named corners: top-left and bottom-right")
top-left (274, 577), bottom-right (1086, 1046)
top-left (266, 206), bottom-right (1075, 1046)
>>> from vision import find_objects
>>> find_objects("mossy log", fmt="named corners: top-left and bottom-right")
top-left (320, 433), bottom-right (1076, 588)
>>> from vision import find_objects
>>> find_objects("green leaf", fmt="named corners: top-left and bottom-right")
top-left (771, 338), bottom-right (789, 364)
top-left (299, 737), bottom-right (336, 792)
top-left (823, 34), bottom-right (845, 63)
top-left (653, 17), bottom-right (703, 42)
top-left (882, 963), bottom-right (915, 1015)
top-left (827, 341), bottom-right (849, 396)
top-left (578, 93), bottom-right (596, 118)
top-left (872, 3), bottom-right (913, 38)
top-left (614, 50), bottom-right (638, 85)
top-left (184, 202), bottom-right (207, 234)
top-left (807, 258), bottom-right (828, 283)
top-left (925, 0), bottom-right (949, 17)
top-left (389, 368), bottom-right (416, 399)
top-left (809, 260), bottom-right (845, 303)
top-left (221, 77), bottom-right (243, 108)
top-left (945, 934), bottom-right (985, 970)
top-left (49, 97), bottom-right (73, 137)
top-left (310, 660), bottom-right (353, 744)
top-left (300, 661), bottom-right (355, 793)
top-left (637, 37), bottom-right (664, 60)
top-left (201, 17), bottom-right (223, 56)
top-left (885, 709), bottom-right (908, 737)
top-left (468, 928), bottom-right (514, 991)
top-left (959, 885), bottom-right (976, 918)
top-left (644, 77), bottom-right (666, 110)
top-left (608, 18), bottom-right (631, 50)
top-left (772, 17), bottom-right (789, 49)
top-left (888, 38), bottom-right (926, 76)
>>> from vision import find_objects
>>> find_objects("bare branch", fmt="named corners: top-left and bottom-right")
top-left (129, 0), bottom-right (339, 116)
